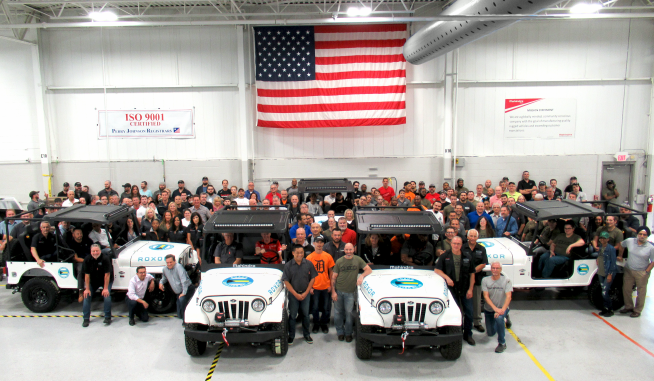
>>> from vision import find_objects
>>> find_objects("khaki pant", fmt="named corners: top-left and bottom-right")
top-left (473, 284), bottom-right (482, 325)
top-left (622, 267), bottom-right (650, 313)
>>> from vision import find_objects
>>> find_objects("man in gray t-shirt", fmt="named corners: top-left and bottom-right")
top-left (618, 227), bottom-right (654, 317)
top-left (481, 262), bottom-right (513, 353)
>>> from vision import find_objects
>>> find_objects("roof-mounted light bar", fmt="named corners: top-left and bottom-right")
top-left (213, 223), bottom-right (275, 228)
top-left (370, 224), bottom-right (432, 229)
top-left (305, 186), bottom-right (348, 191)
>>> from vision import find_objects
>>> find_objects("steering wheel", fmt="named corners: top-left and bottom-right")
top-left (413, 250), bottom-right (434, 266)
top-left (260, 250), bottom-right (281, 264)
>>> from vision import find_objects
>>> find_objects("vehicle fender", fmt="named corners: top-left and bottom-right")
top-left (259, 289), bottom-right (286, 324)
top-left (357, 290), bottom-right (384, 326)
top-left (10, 262), bottom-right (76, 289)
top-left (184, 288), bottom-right (210, 325)
top-left (436, 288), bottom-right (462, 327)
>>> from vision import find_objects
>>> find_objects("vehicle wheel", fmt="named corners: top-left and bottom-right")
top-left (185, 323), bottom-right (207, 356)
top-left (355, 317), bottom-right (374, 360)
top-left (149, 280), bottom-right (176, 314)
top-left (588, 274), bottom-right (624, 311)
top-left (439, 326), bottom-right (462, 360)
top-left (269, 309), bottom-right (289, 356)
top-left (21, 277), bottom-right (60, 313)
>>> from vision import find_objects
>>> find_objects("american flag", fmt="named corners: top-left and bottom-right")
top-left (254, 24), bottom-right (407, 128)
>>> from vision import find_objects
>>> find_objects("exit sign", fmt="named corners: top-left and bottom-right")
top-left (615, 151), bottom-right (629, 161)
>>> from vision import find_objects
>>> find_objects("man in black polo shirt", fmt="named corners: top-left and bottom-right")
top-left (69, 228), bottom-right (93, 301)
top-left (82, 244), bottom-right (113, 327)
top-left (172, 180), bottom-right (193, 200)
top-left (282, 244), bottom-right (318, 345)
top-left (213, 233), bottom-right (244, 264)
top-left (57, 182), bottom-right (70, 197)
top-left (462, 229), bottom-right (488, 333)
top-left (434, 236), bottom-right (476, 346)
top-left (30, 221), bottom-right (57, 267)
top-left (517, 171), bottom-right (537, 201)
top-left (323, 228), bottom-right (346, 261)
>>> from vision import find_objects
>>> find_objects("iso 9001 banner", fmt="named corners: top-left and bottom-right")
top-left (98, 109), bottom-right (194, 139)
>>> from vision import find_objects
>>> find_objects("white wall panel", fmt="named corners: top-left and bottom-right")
top-left (0, 40), bottom-right (39, 163)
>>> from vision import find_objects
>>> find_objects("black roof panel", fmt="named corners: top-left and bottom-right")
top-left (43, 205), bottom-right (131, 224)
top-left (204, 209), bottom-right (290, 234)
top-left (513, 200), bottom-right (604, 221)
top-left (355, 210), bottom-right (442, 235)
top-left (297, 178), bottom-right (354, 194)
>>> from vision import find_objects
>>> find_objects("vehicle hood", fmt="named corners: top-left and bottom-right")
top-left (118, 241), bottom-right (189, 267)
top-left (198, 267), bottom-right (284, 298)
top-left (359, 269), bottom-right (449, 302)
top-left (478, 238), bottom-right (517, 265)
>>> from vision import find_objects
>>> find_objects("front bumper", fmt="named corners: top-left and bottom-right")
top-left (184, 327), bottom-right (282, 343)
top-left (359, 331), bottom-right (461, 346)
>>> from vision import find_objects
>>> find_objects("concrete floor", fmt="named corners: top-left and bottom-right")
top-left (1, 279), bottom-right (653, 381)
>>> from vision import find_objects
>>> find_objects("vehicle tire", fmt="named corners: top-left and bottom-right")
top-left (439, 326), bottom-right (462, 360)
top-left (269, 309), bottom-right (289, 356)
top-left (149, 280), bottom-right (176, 314)
top-left (21, 277), bottom-right (60, 313)
top-left (355, 317), bottom-right (374, 360)
top-left (588, 274), bottom-right (624, 311)
top-left (185, 323), bottom-right (207, 356)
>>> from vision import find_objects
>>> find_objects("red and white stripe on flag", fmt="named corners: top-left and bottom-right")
top-left (256, 24), bottom-right (407, 128)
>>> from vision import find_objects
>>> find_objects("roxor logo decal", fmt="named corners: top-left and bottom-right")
top-left (577, 264), bottom-right (589, 275)
top-left (391, 278), bottom-right (423, 289)
top-left (222, 276), bottom-right (254, 287)
top-left (58, 267), bottom-right (69, 278)
top-left (149, 244), bottom-right (174, 250)
top-left (478, 241), bottom-right (495, 248)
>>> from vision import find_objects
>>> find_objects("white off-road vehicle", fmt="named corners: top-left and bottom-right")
top-left (477, 200), bottom-right (647, 311)
top-left (183, 209), bottom-right (291, 357)
top-left (353, 209), bottom-right (462, 360)
top-left (5, 205), bottom-right (198, 313)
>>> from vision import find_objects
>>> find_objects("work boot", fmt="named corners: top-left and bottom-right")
top-left (129, 319), bottom-right (136, 326)
top-left (464, 335), bottom-right (476, 346)
top-left (82, 320), bottom-right (90, 328)
top-left (474, 324), bottom-right (485, 333)
top-left (103, 317), bottom-right (111, 325)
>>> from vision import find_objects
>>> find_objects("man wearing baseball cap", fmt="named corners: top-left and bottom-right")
top-left (27, 191), bottom-right (41, 211)
top-left (618, 226), bottom-right (654, 317)
top-left (596, 231), bottom-right (618, 317)
top-left (120, 183), bottom-right (132, 203)
top-left (57, 182), bottom-right (70, 197)
top-left (171, 180), bottom-right (192, 200)
top-left (74, 182), bottom-right (91, 204)
top-left (425, 184), bottom-right (441, 204)
top-left (196, 176), bottom-right (210, 195)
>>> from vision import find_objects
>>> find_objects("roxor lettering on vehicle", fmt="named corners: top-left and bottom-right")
top-left (137, 257), bottom-right (165, 262)
top-left (234, 264), bottom-right (256, 268)
top-left (487, 254), bottom-right (505, 259)
top-left (362, 281), bottom-right (375, 297)
top-left (268, 279), bottom-right (282, 295)
top-left (389, 266), bottom-right (414, 269)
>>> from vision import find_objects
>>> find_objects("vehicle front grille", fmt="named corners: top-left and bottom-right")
top-left (218, 300), bottom-right (250, 319)
top-left (394, 302), bottom-right (427, 322)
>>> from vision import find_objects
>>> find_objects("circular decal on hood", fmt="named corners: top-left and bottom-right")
top-left (478, 241), bottom-right (494, 248)
top-left (149, 244), bottom-right (174, 250)
top-left (391, 278), bottom-right (423, 290)
top-left (222, 276), bottom-right (254, 287)
top-left (58, 267), bottom-right (69, 278)
top-left (577, 264), bottom-right (589, 275)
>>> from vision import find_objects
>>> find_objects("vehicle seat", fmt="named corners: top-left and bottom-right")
top-left (18, 231), bottom-right (34, 261)
top-left (240, 233), bottom-right (261, 264)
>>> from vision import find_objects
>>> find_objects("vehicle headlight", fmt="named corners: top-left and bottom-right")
top-left (429, 301), bottom-right (444, 315)
top-left (252, 298), bottom-right (265, 312)
top-left (202, 299), bottom-right (216, 313)
top-left (378, 301), bottom-right (392, 314)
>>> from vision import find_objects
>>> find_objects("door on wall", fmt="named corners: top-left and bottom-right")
top-left (601, 163), bottom-right (632, 206)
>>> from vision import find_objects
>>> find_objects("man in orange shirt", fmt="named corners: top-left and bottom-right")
top-left (403, 182), bottom-right (416, 201)
top-left (379, 178), bottom-right (395, 203)
top-left (307, 235), bottom-right (335, 334)
top-left (338, 217), bottom-right (357, 248)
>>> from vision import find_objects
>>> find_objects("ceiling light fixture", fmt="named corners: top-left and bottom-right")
top-left (346, 7), bottom-right (372, 17)
top-left (89, 12), bottom-right (118, 22)
top-left (569, 3), bottom-right (603, 14)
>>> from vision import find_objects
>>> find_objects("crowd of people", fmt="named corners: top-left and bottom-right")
top-left (2, 171), bottom-right (652, 353)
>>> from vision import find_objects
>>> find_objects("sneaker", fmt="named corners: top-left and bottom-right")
top-left (464, 335), bottom-right (476, 346)
top-left (619, 308), bottom-right (633, 314)
top-left (495, 343), bottom-right (507, 353)
top-left (603, 310), bottom-right (614, 318)
top-left (288, 337), bottom-right (294, 345)
top-left (321, 325), bottom-right (329, 334)
top-left (338, 335), bottom-right (345, 342)
top-left (312, 325), bottom-right (319, 334)
top-left (103, 317), bottom-right (111, 325)
top-left (505, 316), bottom-right (512, 329)
top-left (630, 312), bottom-right (641, 318)
top-left (345, 335), bottom-right (353, 343)
top-left (474, 324), bottom-right (486, 333)
top-left (82, 320), bottom-right (89, 328)
top-left (304, 336), bottom-right (313, 344)
top-left (598, 309), bottom-right (608, 316)
top-left (129, 319), bottom-right (136, 326)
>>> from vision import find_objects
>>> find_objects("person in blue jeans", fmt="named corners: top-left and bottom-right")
top-left (81, 245), bottom-right (113, 327)
top-left (282, 245), bottom-right (318, 345)
top-left (538, 221), bottom-right (584, 278)
top-left (331, 243), bottom-right (372, 342)
top-left (596, 231), bottom-right (618, 316)
top-left (482, 262), bottom-right (513, 353)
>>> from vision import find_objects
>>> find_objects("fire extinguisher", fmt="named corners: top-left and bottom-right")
top-left (648, 195), bottom-right (654, 213)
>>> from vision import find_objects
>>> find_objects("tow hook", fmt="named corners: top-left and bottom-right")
top-left (399, 331), bottom-right (409, 354)
top-left (222, 328), bottom-right (230, 346)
